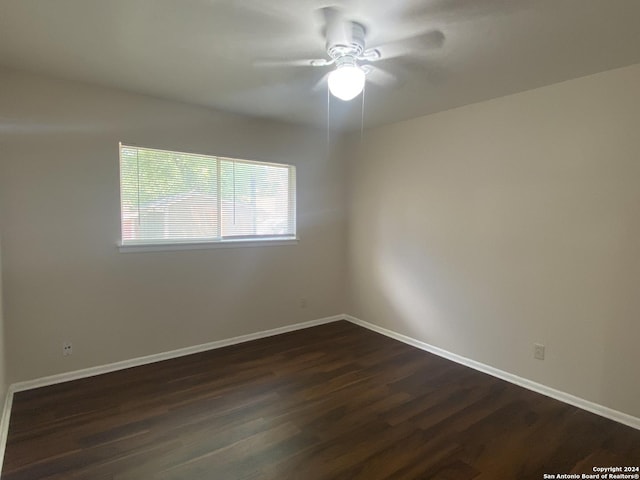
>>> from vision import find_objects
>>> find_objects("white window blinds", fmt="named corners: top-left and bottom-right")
top-left (119, 144), bottom-right (296, 245)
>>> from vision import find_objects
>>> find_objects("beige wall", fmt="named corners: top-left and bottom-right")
top-left (0, 239), bottom-right (6, 400)
top-left (0, 69), bottom-right (346, 383)
top-left (2, 61), bottom-right (640, 420)
top-left (347, 63), bottom-right (640, 418)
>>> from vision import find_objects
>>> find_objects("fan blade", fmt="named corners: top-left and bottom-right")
top-left (372, 30), bottom-right (445, 61)
top-left (363, 65), bottom-right (398, 87)
top-left (396, 58), bottom-right (447, 86)
top-left (320, 6), bottom-right (352, 47)
top-left (359, 49), bottom-right (381, 62)
top-left (312, 72), bottom-right (331, 92)
top-left (254, 58), bottom-right (330, 67)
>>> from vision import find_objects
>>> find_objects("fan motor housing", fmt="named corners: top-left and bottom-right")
top-left (327, 22), bottom-right (366, 59)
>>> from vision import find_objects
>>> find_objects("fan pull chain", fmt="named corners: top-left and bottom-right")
top-left (360, 81), bottom-right (366, 144)
top-left (327, 83), bottom-right (331, 149)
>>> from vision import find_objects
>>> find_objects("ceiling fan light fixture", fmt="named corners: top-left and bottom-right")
top-left (328, 63), bottom-right (365, 101)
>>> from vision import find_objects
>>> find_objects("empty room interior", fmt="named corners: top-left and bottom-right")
top-left (1, 0), bottom-right (640, 478)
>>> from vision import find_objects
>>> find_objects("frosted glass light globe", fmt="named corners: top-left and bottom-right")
top-left (328, 65), bottom-right (365, 101)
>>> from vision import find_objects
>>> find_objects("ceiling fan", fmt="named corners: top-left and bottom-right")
top-left (255, 6), bottom-right (445, 101)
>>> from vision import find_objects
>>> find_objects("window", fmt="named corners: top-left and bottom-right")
top-left (119, 144), bottom-right (296, 249)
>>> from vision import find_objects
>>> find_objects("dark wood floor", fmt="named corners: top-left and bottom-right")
top-left (3, 321), bottom-right (639, 479)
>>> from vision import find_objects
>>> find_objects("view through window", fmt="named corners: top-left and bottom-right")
top-left (119, 144), bottom-right (296, 245)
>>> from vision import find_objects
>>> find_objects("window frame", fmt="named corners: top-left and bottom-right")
top-left (117, 143), bottom-right (298, 252)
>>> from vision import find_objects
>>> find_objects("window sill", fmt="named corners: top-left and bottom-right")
top-left (117, 238), bottom-right (299, 253)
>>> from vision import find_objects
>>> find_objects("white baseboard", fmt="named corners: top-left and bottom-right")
top-left (11, 315), bottom-right (344, 393)
top-left (344, 314), bottom-right (640, 431)
top-left (0, 315), bottom-right (344, 470)
top-left (0, 387), bottom-right (15, 476)
top-left (3, 311), bottom-right (638, 472)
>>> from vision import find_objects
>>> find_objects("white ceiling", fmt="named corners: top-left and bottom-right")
top-left (1, 0), bottom-right (639, 129)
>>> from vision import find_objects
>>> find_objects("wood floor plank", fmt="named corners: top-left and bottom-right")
top-left (2, 321), bottom-right (639, 479)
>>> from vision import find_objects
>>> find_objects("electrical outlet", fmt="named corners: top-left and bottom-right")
top-left (534, 343), bottom-right (545, 360)
top-left (63, 342), bottom-right (73, 356)
top-left (300, 298), bottom-right (308, 309)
